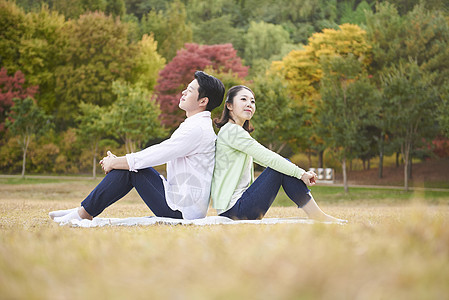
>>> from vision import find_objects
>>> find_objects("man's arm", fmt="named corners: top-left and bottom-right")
top-left (101, 124), bottom-right (204, 173)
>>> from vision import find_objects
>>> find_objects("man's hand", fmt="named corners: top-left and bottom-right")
top-left (300, 170), bottom-right (318, 186)
top-left (100, 151), bottom-right (117, 174)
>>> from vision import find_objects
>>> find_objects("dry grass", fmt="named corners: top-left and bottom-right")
top-left (1, 181), bottom-right (449, 300)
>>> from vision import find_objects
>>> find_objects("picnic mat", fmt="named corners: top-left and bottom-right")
top-left (58, 216), bottom-right (345, 227)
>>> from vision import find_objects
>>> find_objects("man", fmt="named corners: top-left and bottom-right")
top-left (50, 71), bottom-right (225, 222)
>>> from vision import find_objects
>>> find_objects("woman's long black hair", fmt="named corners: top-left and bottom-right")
top-left (214, 85), bottom-right (255, 133)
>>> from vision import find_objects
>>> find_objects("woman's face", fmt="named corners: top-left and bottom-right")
top-left (227, 88), bottom-right (256, 126)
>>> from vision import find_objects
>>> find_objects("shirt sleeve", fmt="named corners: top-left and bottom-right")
top-left (126, 123), bottom-right (204, 172)
top-left (223, 125), bottom-right (306, 179)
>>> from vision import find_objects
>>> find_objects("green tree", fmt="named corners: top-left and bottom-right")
top-left (339, 0), bottom-right (372, 25)
top-left (251, 74), bottom-right (311, 155)
top-left (404, 5), bottom-right (449, 86)
top-left (243, 21), bottom-right (292, 67)
top-left (54, 12), bottom-right (133, 127)
top-left (54, 128), bottom-right (84, 174)
top-left (185, 0), bottom-right (230, 21)
top-left (128, 34), bottom-right (165, 90)
top-left (105, 0), bottom-right (125, 17)
top-left (184, 0), bottom-right (244, 51)
top-left (236, 0), bottom-right (339, 36)
top-left (365, 3), bottom-right (449, 175)
top-left (0, 1), bottom-right (30, 72)
top-left (365, 2), bottom-right (404, 75)
top-left (108, 81), bottom-right (166, 153)
top-left (192, 15), bottom-right (243, 49)
top-left (141, 0), bottom-right (192, 61)
top-left (366, 3), bottom-right (449, 84)
top-left (13, 0), bottom-right (46, 12)
top-left (6, 97), bottom-right (52, 178)
top-left (381, 62), bottom-right (438, 191)
top-left (365, 2), bottom-right (409, 176)
top-left (50, 0), bottom-right (108, 19)
top-left (77, 102), bottom-right (108, 178)
top-left (386, 0), bottom-right (448, 15)
top-left (318, 55), bottom-right (378, 193)
top-left (124, 0), bottom-right (167, 19)
top-left (19, 5), bottom-right (66, 115)
top-left (438, 84), bottom-right (449, 138)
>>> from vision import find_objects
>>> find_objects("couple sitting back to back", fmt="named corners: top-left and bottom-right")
top-left (50, 71), bottom-right (345, 223)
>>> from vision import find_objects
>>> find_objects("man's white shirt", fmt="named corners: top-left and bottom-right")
top-left (126, 111), bottom-right (216, 219)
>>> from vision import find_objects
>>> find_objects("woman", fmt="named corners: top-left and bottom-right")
top-left (211, 85), bottom-right (346, 222)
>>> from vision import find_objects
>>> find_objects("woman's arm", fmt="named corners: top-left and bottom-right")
top-left (224, 124), bottom-right (306, 180)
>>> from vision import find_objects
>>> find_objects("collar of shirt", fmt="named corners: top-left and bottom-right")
top-left (184, 111), bottom-right (211, 123)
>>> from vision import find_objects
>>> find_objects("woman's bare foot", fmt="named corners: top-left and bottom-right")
top-left (301, 194), bottom-right (347, 223)
top-left (307, 212), bottom-right (347, 223)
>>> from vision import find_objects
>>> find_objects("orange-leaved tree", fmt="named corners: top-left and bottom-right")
top-left (270, 24), bottom-right (372, 167)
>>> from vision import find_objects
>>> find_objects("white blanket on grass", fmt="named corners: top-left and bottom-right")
top-left (62, 216), bottom-right (326, 227)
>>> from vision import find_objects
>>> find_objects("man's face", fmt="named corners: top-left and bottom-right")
top-left (179, 79), bottom-right (201, 113)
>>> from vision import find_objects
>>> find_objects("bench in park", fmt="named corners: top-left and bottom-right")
top-left (309, 168), bottom-right (334, 183)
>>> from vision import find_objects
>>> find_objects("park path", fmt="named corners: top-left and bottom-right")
top-left (1, 174), bottom-right (448, 192)
top-left (318, 182), bottom-right (449, 192)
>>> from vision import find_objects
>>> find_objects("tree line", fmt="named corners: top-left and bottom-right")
top-left (1, 0), bottom-right (449, 191)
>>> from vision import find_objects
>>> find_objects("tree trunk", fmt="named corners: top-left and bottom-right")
top-left (92, 143), bottom-right (98, 179)
top-left (21, 147), bottom-right (27, 179)
top-left (307, 151), bottom-right (312, 169)
top-left (125, 136), bottom-right (135, 153)
top-left (125, 141), bottom-right (130, 154)
top-left (378, 133), bottom-right (384, 178)
top-left (318, 150), bottom-right (324, 168)
top-left (408, 155), bottom-right (412, 180)
top-left (342, 156), bottom-right (349, 193)
top-left (402, 145), bottom-right (410, 191)
top-left (396, 152), bottom-right (400, 167)
top-left (276, 142), bottom-right (287, 154)
top-left (21, 135), bottom-right (30, 179)
top-left (404, 158), bottom-right (409, 191)
top-left (379, 153), bottom-right (384, 178)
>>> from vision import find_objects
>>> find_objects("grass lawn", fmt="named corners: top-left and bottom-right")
top-left (1, 179), bottom-right (449, 299)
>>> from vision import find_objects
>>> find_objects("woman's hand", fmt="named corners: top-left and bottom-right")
top-left (100, 151), bottom-right (117, 174)
top-left (300, 171), bottom-right (318, 186)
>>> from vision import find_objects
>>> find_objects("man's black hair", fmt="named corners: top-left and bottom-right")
top-left (194, 71), bottom-right (225, 112)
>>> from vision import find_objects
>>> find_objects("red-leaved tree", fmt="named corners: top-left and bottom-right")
top-left (432, 136), bottom-right (449, 158)
top-left (0, 68), bottom-right (38, 135)
top-left (156, 43), bottom-right (248, 129)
